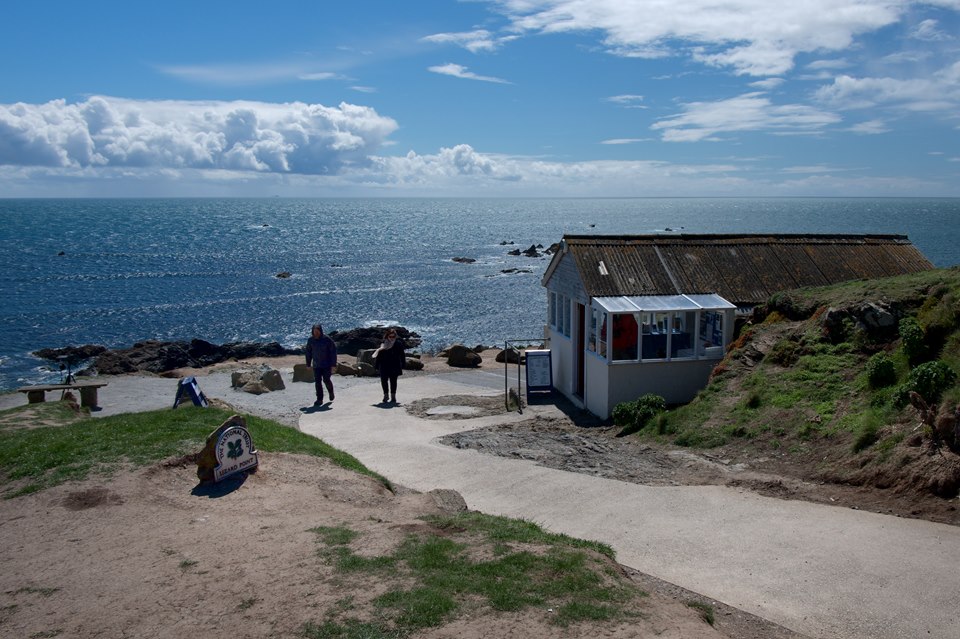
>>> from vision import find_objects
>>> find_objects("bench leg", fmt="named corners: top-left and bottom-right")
top-left (79, 387), bottom-right (99, 408)
top-left (26, 390), bottom-right (45, 404)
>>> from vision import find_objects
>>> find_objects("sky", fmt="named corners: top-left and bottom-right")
top-left (1, 0), bottom-right (959, 198)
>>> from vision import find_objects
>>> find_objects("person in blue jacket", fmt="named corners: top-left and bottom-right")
top-left (306, 324), bottom-right (337, 406)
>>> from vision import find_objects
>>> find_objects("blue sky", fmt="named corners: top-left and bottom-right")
top-left (1, 0), bottom-right (958, 197)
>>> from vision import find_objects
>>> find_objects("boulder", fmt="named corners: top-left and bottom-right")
top-left (240, 381), bottom-right (270, 395)
top-left (231, 370), bottom-right (260, 388)
top-left (293, 364), bottom-right (314, 383)
top-left (429, 489), bottom-right (468, 513)
top-left (357, 362), bottom-right (377, 377)
top-left (496, 348), bottom-right (524, 364)
top-left (404, 357), bottom-right (424, 371)
top-left (275, 271), bottom-right (292, 278)
top-left (451, 257), bottom-right (476, 264)
top-left (507, 248), bottom-right (521, 256)
top-left (261, 369), bottom-right (285, 391)
top-left (357, 348), bottom-right (377, 367)
top-left (445, 344), bottom-right (482, 368)
top-left (336, 361), bottom-right (359, 376)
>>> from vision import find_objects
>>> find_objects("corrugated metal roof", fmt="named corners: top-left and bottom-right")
top-left (594, 293), bottom-right (736, 313)
top-left (543, 234), bottom-right (934, 306)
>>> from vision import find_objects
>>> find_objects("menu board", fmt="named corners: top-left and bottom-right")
top-left (525, 349), bottom-right (553, 392)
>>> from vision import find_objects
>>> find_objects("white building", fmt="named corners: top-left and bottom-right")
top-left (541, 234), bottom-right (933, 419)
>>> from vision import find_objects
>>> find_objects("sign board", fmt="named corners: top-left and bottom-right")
top-left (524, 349), bottom-right (553, 398)
top-left (173, 376), bottom-right (208, 409)
top-left (213, 425), bottom-right (259, 482)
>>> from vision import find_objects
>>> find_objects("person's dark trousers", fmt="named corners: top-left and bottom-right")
top-left (314, 367), bottom-right (334, 402)
top-left (380, 374), bottom-right (398, 401)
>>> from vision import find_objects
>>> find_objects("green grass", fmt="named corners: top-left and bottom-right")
top-left (0, 406), bottom-right (389, 498)
top-left (686, 601), bottom-right (715, 626)
top-left (305, 513), bottom-right (644, 636)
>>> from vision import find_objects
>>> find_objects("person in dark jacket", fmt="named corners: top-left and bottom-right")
top-left (306, 324), bottom-right (337, 406)
top-left (372, 327), bottom-right (405, 404)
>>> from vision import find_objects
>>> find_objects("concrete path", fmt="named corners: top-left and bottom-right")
top-left (300, 371), bottom-right (960, 639)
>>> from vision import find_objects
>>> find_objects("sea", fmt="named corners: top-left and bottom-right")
top-left (1, 197), bottom-right (958, 390)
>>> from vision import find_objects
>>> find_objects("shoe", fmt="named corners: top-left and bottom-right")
top-left (314, 400), bottom-right (323, 407)
top-left (329, 390), bottom-right (335, 401)
top-left (382, 395), bottom-right (389, 403)
top-left (391, 396), bottom-right (397, 404)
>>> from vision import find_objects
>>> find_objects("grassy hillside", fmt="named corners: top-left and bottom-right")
top-left (628, 267), bottom-right (960, 502)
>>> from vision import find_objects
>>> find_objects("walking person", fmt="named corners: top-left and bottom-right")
top-left (306, 324), bottom-right (337, 406)
top-left (373, 327), bottom-right (405, 404)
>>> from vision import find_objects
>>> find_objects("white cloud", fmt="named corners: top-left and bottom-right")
top-left (651, 92), bottom-right (841, 142)
top-left (606, 94), bottom-right (645, 104)
top-left (815, 61), bottom-right (960, 112)
top-left (0, 96), bottom-right (398, 174)
top-left (806, 59), bottom-right (852, 71)
top-left (600, 138), bottom-right (652, 144)
top-left (158, 61), bottom-right (350, 86)
top-left (749, 78), bottom-right (785, 90)
top-left (421, 29), bottom-right (518, 53)
top-left (298, 72), bottom-right (345, 81)
top-left (492, 0), bottom-right (909, 76)
top-left (910, 18), bottom-right (951, 41)
top-left (427, 63), bottom-right (511, 83)
top-left (849, 119), bottom-right (891, 134)
top-left (781, 165), bottom-right (847, 174)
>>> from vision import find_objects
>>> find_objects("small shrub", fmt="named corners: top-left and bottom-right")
top-left (614, 394), bottom-right (666, 437)
top-left (851, 412), bottom-right (882, 453)
top-left (906, 360), bottom-right (957, 403)
top-left (767, 339), bottom-right (799, 367)
top-left (866, 352), bottom-right (897, 389)
top-left (899, 317), bottom-right (928, 365)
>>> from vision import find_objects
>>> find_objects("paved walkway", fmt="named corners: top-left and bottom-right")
top-left (300, 371), bottom-right (960, 639)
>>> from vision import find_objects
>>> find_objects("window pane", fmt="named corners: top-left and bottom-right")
top-left (612, 314), bottom-right (638, 360)
top-left (598, 311), bottom-right (608, 358)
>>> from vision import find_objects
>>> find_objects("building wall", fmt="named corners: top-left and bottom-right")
top-left (584, 351), bottom-right (609, 417)
top-left (606, 359), bottom-right (717, 414)
top-left (545, 249), bottom-right (589, 403)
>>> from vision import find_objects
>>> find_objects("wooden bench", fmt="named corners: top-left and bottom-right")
top-left (17, 382), bottom-right (108, 408)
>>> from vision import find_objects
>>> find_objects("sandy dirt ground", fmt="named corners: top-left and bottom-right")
top-left (0, 353), bottom-right (808, 639)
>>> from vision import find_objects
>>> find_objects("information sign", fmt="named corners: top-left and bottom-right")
top-left (525, 349), bottom-right (553, 398)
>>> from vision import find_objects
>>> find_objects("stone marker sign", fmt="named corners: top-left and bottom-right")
top-left (197, 415), bottom-right (259, 483)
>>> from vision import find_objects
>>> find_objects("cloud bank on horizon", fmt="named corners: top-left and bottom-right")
top-left (1, 0), bottom-right (958, 196)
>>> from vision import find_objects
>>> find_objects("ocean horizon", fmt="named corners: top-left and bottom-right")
top-left (2, 196), bottom-right (958, 390)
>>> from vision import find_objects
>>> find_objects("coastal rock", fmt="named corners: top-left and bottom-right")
top-left (357, 349), bottom-right (376, 367)
top-left (231, 371), bottom-right (260, 388)
top-left (240, 381), bottom-right (270, 395)
top-left (405, 357), bottom-right (424, 371)
top-left (452, 257), bottom-right (476, 264)
top-left (276, 271), bottom-right (292, 279)
top-left (507, 248), bottom-right (521, 256)
top-left (496, 348), bottom-right (524, 364)
top-left (336, 362), bottom-right (358, 376)
top-left (357, 362), bottom-right (377, 377)
top-left (522, 244), bottom-right (541, 258)
top-left (261, 369), bottom-right (285, 391)
top-left (444, 344), bottom-right (482, 368)
top-left (87, 339), bottom-right (301, 375)
top-left (328, 327), bottom-right (422, 356)
top-left (293, 364), bottom-right (314, 383)
top-left (32, 344), bottom-right (108, 364)
top-left (544, 242), bottom-right (560, 255)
